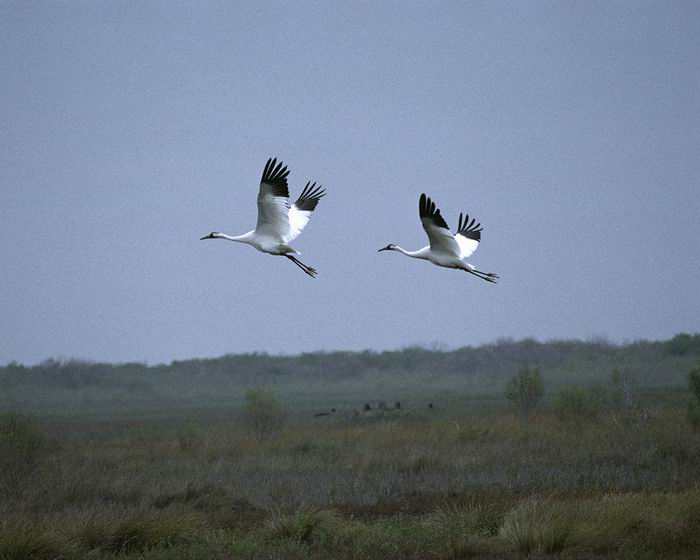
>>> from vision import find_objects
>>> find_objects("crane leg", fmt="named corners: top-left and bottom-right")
top-left (465, 268), bottom-right (497, 283)
top-left (286, 255), bottom-right (318, 278)
top-left (473, 268), bottom-right (499, 279)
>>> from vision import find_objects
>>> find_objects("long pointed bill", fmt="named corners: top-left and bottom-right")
top-left (200, 234), bottom-right (212, 240)
top-left (377, 247), bottom-right (389, 252)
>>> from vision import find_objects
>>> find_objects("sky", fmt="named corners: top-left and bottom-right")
top-left (1, 1), bottom-right (698, 365)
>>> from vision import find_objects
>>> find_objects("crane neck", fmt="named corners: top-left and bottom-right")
top-left (216, 231), bottom-right (254, 244)
top-left (394, 246), bottom-right (429, 259)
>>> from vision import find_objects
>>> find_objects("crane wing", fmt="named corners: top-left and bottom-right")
top-left (419, 193), bottom-right (461, 257)
top-left (255, 157), bottom-right (291, 240)
top-left (285, 181), bottom-right (325, 243)
top-left (454, 212), bottom-right (482, 258)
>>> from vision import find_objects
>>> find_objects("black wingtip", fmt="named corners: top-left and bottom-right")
top-left (261, 156), bottom-right (290, 198)
top-left (419, 193), bottom-right (428, 218)
top-left (419, 193), bottom-right (449, 229)
top-left (456, 210), bottom-right (483, 241)
top-left (294, 181), bottom-right (326, 212)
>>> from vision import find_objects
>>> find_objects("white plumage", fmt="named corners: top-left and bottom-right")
top-left (201, 158), bottom-right (325, 278)
top-left (379, 193), bottom-right (498, 283)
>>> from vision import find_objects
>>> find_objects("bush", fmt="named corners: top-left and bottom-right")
top-left (610, 368), bottom-right (636, 411)
top-left (664, 333), bottom-right (700, 356)
top-left (552, 385), bottom-right (607, 421)
top-left (176, 423), bottom-right (203, 452)
top-left (242, 389), bottom-right (287, 441)
top-left (504, 367), bottom-right (544, 420)
top-left (0, 414), bottom-right (49, 495)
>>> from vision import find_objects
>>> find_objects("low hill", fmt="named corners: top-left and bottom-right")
top-left (2, 334), bottom-right (698, 414)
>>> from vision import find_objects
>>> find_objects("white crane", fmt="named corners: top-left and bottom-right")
top-left (201, 158), bottom-right (325, 278)
top-left (378, 193), bottom-right (498, 283)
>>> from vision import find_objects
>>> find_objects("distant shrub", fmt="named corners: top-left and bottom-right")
top-left (176, 423), bottom-right (203, 452)
top-left (504, 367), bottom-right (544, 420)
top-left (0, 414), bottom-right (49, 495)
top-left (689, 363), bottom-right (700, 401)
top-left (242, 389), bottom-right (287, 441)
top-left (688, 363), bottom-right (700, 429)
top-left (610, 368), bottom-right (636, 411)
top-left (552, 385), bottom-right (607, 421)
top-left (664, 333), bottom-right (700, 356)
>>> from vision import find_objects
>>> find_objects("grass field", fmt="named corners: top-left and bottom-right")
top-left (2, 385), bottom-right (700, 559)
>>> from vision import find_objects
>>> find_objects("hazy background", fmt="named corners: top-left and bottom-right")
top-left (1, 1), bottom-right (698, 365)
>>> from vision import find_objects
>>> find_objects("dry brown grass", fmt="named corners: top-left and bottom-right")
top-left (1, 397), bottom-right (699, 559)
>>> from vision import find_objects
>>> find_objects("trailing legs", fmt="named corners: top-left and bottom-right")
top-left (286, 255), bottom-right (318, 278)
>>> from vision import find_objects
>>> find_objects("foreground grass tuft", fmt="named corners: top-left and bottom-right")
top-left (423, 501), bottom-right (492, 558)
top-left (74, 510), bottom-right (206, 553)
top-left (264, 507), bottom-right (345, 544)
top-left (499, 498), bottom-right (575, 555)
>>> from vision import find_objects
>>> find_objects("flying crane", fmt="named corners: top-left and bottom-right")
top-left (201, 158), bottom-right (325, 278)
top-left (378, 193), bottom-right (498, 283)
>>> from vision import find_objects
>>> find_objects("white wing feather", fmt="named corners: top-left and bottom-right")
top-left (256, 192), bottom-right (290, 240)
top-left (420, 219), bottom-right (461, 257)
top-left (255, 158), bottom-right (291, 241)
top-left (455, 234), bottom-right (479, 259)
top-left (419, 194), bottom-right (461, 257)
top-left (419, 194), bottom-right (484, 260)
top-left (454, 211), bottom-right (482, 259)
top-left (286, 206), bottom-right (312, 243)
top-left (284, 182), bottom-right (325, 243)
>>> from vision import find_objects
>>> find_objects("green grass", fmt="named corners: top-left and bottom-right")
top-left (0, 520), bottom-right (67, 560)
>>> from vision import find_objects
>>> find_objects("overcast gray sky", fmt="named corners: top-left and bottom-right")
top-left (1, 1), bottom-right (698, 365)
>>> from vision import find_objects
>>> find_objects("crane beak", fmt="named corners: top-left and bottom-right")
top-left (378, 246), bottom-right (389, 252)
top-left (200, 234), bottom-right (212, 240)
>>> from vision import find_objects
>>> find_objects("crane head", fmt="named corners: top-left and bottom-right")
top-left (378, 244), bottom-right (397, 252)
top-left (200, 232), bottom-right (219, 240)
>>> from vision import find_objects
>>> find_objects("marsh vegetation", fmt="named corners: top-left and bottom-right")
top-left (1, 335), bottom-right (699, 559)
